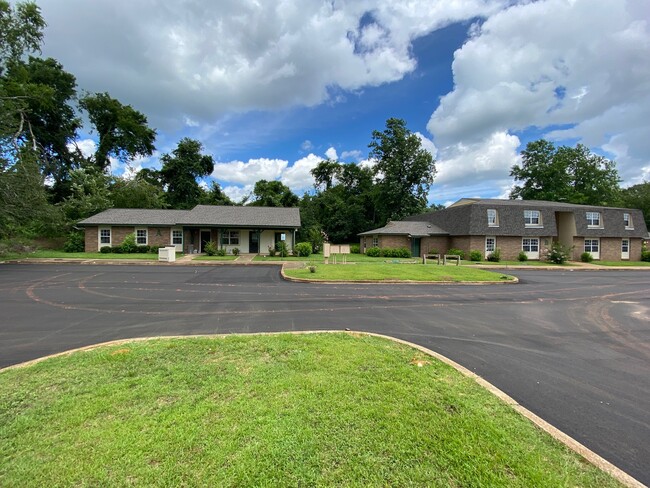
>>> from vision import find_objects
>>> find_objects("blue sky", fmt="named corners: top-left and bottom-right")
top-left (37, 0), bottom-right (650, 205)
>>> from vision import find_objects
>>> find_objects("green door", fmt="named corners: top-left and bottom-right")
top-left (411, 238), bottom-right (421, 258)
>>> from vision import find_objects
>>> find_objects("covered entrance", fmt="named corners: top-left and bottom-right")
top-left (249, 230), bottom-right (260, 254)
top-left (411, 237), bottom-right (421, 258)
top-left (200, 230), bottom-right (211, 253)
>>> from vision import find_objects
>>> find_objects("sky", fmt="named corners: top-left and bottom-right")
top-left (36, 0), bottom-right (650, 206)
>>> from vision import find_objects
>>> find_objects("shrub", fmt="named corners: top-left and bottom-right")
top-left (642, 250), bottom-right (650, 262)
top-left (581, 252), bottom-right (594, 263)
top-left (268, 245), bottom-right (276, 257)
top-left (447, 248), bottom-right (465, 259)
top-left (63, 232), bottom-right (85, 253)
top-left (148, 246), bottom-right (162, 254)
top-left (120, 233), bottom-right (137, 253)
top-left (232, 247), bottom-right (240, 256)
top-left (486, 248), bottom-right (501, 262)
top-left (295, 242), bottom-right (312, 257)
top-left (216, 248), bottom-right (227, 256)
top-left (517, 251), bottom-right (528, 262)
top-left (366, 246), bottom-right (381, 257)
top-left (308, 265), bottom-right (316, 273)
top-left (100, 246), bottom-right (112, 254)
top-left (110, 245), bottom-right (123, 254)
top-left (546, 242), bottom-right (571, 264)
top-left (276, 241), bottom-right (289, 257)
top-left (204, 241), bottom-right (218, 256)
top-left (136, 245), bottom-right (149, 253)
top-left (469, 250), bottom-right (482, 262)
top-left (350, 244), bottom-right (360, 254)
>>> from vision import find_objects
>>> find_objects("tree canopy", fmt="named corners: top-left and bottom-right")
top-left (510, 140), bottom-right (621, 206)
top-left (250, 180), bottom-right (299, 207)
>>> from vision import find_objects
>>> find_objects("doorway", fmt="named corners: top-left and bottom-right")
top-left (200, 230), bottom-right (212, 253)
top-left (249, 231), bottom-right (259, 254)
top-left (411, 238), bottom-right (421, 258)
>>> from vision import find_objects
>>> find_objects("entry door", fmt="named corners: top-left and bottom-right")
top-left (200, 230), bottom-right (211, 253)
top-left (621, 239), bottom-right (630, 260)
top-left (249, 231), bottom-right (259, 254)
top-left (411, 238), bottom-right (421, 258)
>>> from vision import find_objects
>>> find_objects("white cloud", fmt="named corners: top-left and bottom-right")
top-left (341, 150), bottom-right (363, 161)
top-left (223, 184), bottom-right (253, 204)
top-left (281, 153), bottom-right (323, 192)
top-left (68, 139), bottom-right (96, 158)
top-left (212, 158), bottom-right (288, 185)
top-left (301, 140), bottom-right (314, 152)
top-left (415, 132), bottom-right (438, 159)
top-left (38, 0), bottom-right (506, 129)
top-left (325, 147), bottom-right (338, 160)
top-left (427, 0), bottom-right (650, 186)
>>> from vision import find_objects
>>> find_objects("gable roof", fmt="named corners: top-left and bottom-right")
top-left (359, 220), bottom-right (447, 237)
top-left (78, 206), bottom-right (301, 228)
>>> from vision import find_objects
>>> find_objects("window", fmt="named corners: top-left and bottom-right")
top-left (487, 209), bottom-right (498, 227)
top-left (136, 228), bottom-right (147, 245)
top-left (522, 238), bottom-right (539, 253)
top-left (584, 239), bottom-right (599, 253)
top-left (524, 210), bottom-right (541, 226)
top-left (622, 239), bottom-right (629, 253)
top-left (171, 229), bottom-right (183, 245)
top-left (372, 236), bottom-right (379, 247)
top-left (221, 230), bottom-right (239, 245)
top-left (485, 236), bottom-right (496, 254)
top-left (586, 212), bottom-right (601, 228)
top-left (99, 228), bottom-right (111, 246)
top-left (624, 213), bottom-right (633, 229)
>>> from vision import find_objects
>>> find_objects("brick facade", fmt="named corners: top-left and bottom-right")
top-left (572, 236), bottom-right (643, 261)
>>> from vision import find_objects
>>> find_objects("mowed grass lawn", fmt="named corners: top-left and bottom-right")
top-left (0, 334), bottom-right (620, 487)
top-left (5, 250), bottom-right (160, 260)
top-left (285, 262), bottom-right (515, 282)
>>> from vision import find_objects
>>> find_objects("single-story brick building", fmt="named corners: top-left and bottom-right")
top-left (78, 205), bottom-right (301, 254)
top-left (359, 198), bottom-right (649, 261)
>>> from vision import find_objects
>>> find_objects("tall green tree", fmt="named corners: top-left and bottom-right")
top-left (510, 140), bottom-right (621, 206)
top-left (60, 166), bottom-right (112, 221)
top-left (0, 0), bottom-right (45, 73)
top-left (110, 172), bottom-right (166, 209)
top-left (159, 138), bottom-right (214, 209)
top-left (620, 182), bottom-right (650, 228)
top-left (79, 92), bottom-right (156, 171)
top-left (368, 118), bottom-right (436, 223)
top-left (202, 181), bottom-right (235, 206)
top-left (249, 180), bottom-right (299, 207)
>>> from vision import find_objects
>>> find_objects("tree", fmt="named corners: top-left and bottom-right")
top-left (368, 118), bottom-right (436, 223)
top-left (79, 92), bottom-right (156, 171)
top-left (202, 181), bottom-right (235, 206)
top-left (620, 182), bottom-right (650, 228)
top-left (510, 140), bottom-right (621, 206)
top-left (159, 138), bottom-right (214, 209)
top-left (0, 0), bottom-right (45, 73)
top-left (312, 159), bottom-right (340, 190)
top-left (110, 172), bottom-right (166, 209)
top-left (249, 180), bottom-right (299, 207)
top-left (60, 166), bottom-right (112, 221)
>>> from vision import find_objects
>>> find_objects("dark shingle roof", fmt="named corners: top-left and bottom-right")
top-left (78, 206), bottom-right (301, 228)
top-left (359, 220), bottom-right (447, 237)
top-left (78, 209), bottom-right (191, 226)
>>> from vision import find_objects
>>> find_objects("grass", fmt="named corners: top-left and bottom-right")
top-left (464, 259), bottom-right (570, 266)
top-left (594, 260), bottom-right (650, 267)
top-left (0, 333), bottom-right (621, 487)
top-left (17, 250), bottom-right (160, 260)
top-left (192, 255), bottom-right (238, 261)
top-left (285, 262), bottom-right (515, 282)
top-left (255, 253), bottom-right (417, 264)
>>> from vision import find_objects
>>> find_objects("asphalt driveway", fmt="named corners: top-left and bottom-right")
top-left (1, 263), bottom-right (648, 484)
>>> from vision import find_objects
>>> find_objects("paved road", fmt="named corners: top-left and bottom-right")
top-left (1, 263), bottom-right (649, 484)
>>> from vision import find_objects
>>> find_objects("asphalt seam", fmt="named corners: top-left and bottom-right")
top-left (1, 330), bottom-right (645, 488)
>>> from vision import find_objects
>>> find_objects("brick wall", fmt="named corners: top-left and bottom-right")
top-left (379, 235), bottom-right (410, 249)
top-left (147, 227), bottom-right (173, 248)
top-left (84, 227), bottom-right (98, 252)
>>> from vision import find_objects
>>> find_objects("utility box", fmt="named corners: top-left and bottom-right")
top-left (158, 246), bottom-right (176, 262)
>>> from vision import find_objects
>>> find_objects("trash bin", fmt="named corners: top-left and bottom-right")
top-left (158, 246), bottom-right (176, 262)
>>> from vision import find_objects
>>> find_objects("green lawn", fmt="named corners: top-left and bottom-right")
top-left (594, 260), bottom-right (650, 267)
top-left (0, 334), bottom-right (620, 487)
top-left (255, 253), bottom-right (418, 264)
top-left (464, 260), bottom-right (570, 266)
top-left (20, 250), bottom-right (160, 260)
top-left (192, 255), bottom-right (238, 261)
top-left (285, 262), bottom-right (515, 282)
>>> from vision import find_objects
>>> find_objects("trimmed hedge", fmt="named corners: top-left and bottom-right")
top-left (365, 247), bottom-right (412, 258)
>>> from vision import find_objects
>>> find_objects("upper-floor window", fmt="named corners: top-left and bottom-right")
top-left (136, 228), bottom-right (147, 245)
top-left (624, 213), bottom-right (633, 229)
top-left (586, 212), bottom-right (601, 228)
top-left (524, 210), bottom-right (541, 227)
top-left (487, 209), bottom-right (498, 227)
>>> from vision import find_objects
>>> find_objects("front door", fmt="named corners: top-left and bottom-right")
top-left (411, 238), bottom-right (421, 258)
top-left (249, 231), bottom-right (259, 254)
top-left (200, 230), bottom-right (211, 253)
top-left (621, 239), bottom-right (630, 260)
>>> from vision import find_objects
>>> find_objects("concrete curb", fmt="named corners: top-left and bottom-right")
top-left (1, 330), bottom-right (643, 487)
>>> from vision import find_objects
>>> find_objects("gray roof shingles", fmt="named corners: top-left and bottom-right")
top-left (359, 220), bottom-right (447, 237)
top-left (78, 206), bottom-right (301, 228)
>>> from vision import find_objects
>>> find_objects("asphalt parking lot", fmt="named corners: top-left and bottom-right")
top-left (1, 263), bottom-right (649, 484)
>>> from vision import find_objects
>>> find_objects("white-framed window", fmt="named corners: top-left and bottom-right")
top-left (584, 239), bottom-right (599, 253)
top-left (485, 236), bottom-right (496, 254)
top-left (135, 228), bottom-right (148, 245)
top-left (171, 229), bottom-right (183, 245)
top-left (524, 210), bottom-right (541, 227)
top-left (522, 238), bottom-right (539, 253)
top-left (621, 239), bottom-right (629, 253)
top-left (586, 212), bottom-right (601, 228)
top-left (99, 228), bottom-right (111, 247)
top-left (624, 213), bottom-right (633, 229)
top-left (372, 236), bottom-right (379, 247)
top-left (221, 230), bottom-right (239, 245)
top-left (487, 209), bottom-right (498, 227)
